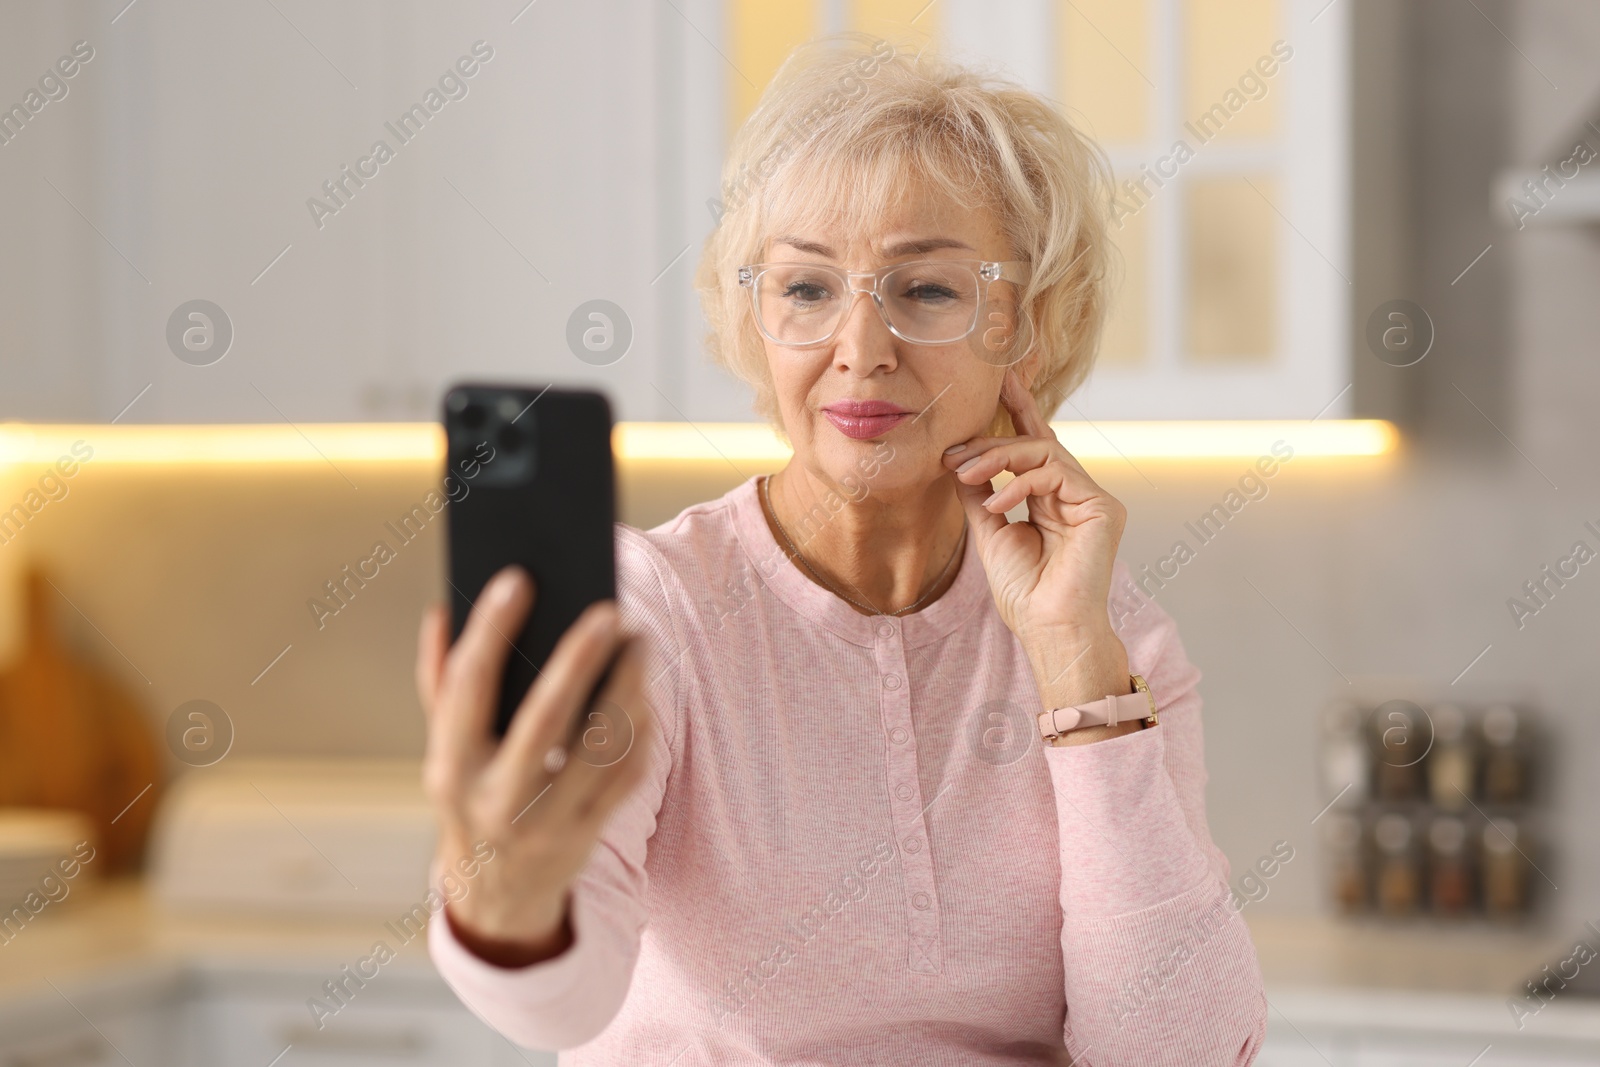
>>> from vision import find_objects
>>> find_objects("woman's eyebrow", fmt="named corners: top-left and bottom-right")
top-left (769, 235), bottom-right (976, 258)
top-left (881, 237), bottom-right (973, 256)
top-left (771, 235), bottom-right (835, 256)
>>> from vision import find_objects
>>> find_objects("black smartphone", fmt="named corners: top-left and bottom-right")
top-left (443, 383), bottom-right (617, 738)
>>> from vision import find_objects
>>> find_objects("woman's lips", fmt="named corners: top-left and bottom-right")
top-left (824, 410), bottom-right (910, 439)
top-left (821, 401), bottom-right (914, 440)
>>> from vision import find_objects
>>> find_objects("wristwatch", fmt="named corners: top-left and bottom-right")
top-left (1037, 673), bottom-right (1159, 742)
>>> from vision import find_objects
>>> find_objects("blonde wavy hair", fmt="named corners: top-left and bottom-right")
top-left (694, 32), bottom-right (1116, 438)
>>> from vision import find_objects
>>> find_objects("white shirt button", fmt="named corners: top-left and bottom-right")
top-left (889, 727), bottom-right (908, 744)
top-left (911, 891), bottom-right (930, 910)
top-left (894, 783), bottom-right (913, 800)
top-left (903, 836), bottom-right (922, 854)
top-left (883, 674), bottom-right (902, 690)
top-left (878, 622), bottom-right (895, 638)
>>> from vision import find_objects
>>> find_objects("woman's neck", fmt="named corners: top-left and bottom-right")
top-left (761, 463), bottom-right (968, 616)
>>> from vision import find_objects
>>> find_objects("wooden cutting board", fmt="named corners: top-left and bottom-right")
top-left (0, 568), bottom-right (162, 874)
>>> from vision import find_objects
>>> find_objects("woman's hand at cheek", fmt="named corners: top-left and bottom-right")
top-left (943, 370), bottom-right (1134, 722)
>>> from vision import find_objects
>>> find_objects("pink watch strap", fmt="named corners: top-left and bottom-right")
top-left (1036, 676), bottom-right (1158, 740)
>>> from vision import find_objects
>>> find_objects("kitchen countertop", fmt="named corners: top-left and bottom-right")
top-left (1, 878), bottom-right (442, 996)
top-left (1245, 911), bottom-right (1574, 995)
top-left (0, 876), bottom-right (450, 1044)
top-left (3, 881), bottom-right (1589, 997)
top-left (6, 881), bottom-right (1600, 1050)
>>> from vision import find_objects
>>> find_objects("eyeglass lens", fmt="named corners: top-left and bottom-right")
top-left (755, 262), bottom-right (990, 346)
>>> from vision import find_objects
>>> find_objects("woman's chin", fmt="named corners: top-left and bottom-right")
top-left (799, 445), bottom-right (939, 499)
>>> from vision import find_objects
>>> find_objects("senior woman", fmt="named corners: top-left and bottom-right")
top-left (416, 34), bottom-right (1266, 1067)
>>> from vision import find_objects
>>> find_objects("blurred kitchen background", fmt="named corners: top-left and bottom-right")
top-left (2, 0), bottom-right (1599, 1064)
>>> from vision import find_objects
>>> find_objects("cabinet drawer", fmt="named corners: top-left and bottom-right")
top-left (0, 1001), bottom-right (183, 1067)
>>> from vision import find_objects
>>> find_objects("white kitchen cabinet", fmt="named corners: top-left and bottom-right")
top-left (1260, 1030), bottom-right (1600, 1066)
top-left (0, 965), bottom-right (187, 1067)
top-left (196, 993), bottom-right (542, 1067)
top-left (1258, 987), bottom-right (1600, 1067)
top-left (0, 964), bottom-right (555, 1067)
top-left (185, 962), bottom-right (557, 1067)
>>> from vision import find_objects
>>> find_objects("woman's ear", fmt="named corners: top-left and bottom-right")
top-left (1013, 343), bottom-right (1044, 393)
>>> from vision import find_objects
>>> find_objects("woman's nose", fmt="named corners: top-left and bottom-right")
top-left (830, 291), bottom-right (898, 375)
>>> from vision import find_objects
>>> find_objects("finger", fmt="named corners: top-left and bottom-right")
top-left (548, 638), bottom-right (654, 820)
top-left (941, 435), bottom-right (1015, 468)
top-left (949, 438), bottom-right (1056, 483)
top-left (436, 566), bottom-right (535, 757)
top-left (495, 600), bottom-right (621, 787)
top-left (947, 434), bottom-right (1096, 489)
top-left (416, 603), bottom-right (450, 715)
top-left (988, 466), bottom-right (1126, 533)
top-left (953, 470), bottom-right (1010, 550)
top-left (958, 440), bottom-right (1106, 507)
top-left (508, 634), bottom-right (653, 828)
top-left (997, 368), bottom-right (1058, 441)
top-left (981, 465), bottom-right (1069, 514)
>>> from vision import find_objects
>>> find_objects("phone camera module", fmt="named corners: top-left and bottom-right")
top-left (447, 386), bottom-right (538, 488)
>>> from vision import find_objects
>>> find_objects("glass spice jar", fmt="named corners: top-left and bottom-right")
top-left (1324, 811), bottom-right (1367, 914)
top-left (1371, 700), bottom-right (1427, 801)
top-left (1482, 815), bottom-right (1531, 918)
top-left (1373, 811), bottom-right (1420, 917)
top-left (1481, 705), bottom-right (1529, 803)
top-left (1427, 814), bottom-right (1473, 917)
top-left (1427, 703), bottom-right (1476, 810)
top-left (1321, 701), bottom-right (1370, 807)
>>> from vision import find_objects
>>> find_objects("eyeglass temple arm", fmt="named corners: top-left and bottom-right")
top-left (985, 260), bottom-right (1033, 285)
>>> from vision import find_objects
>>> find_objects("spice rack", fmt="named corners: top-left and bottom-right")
top-left (1318, 697), bottom-right (1544, 922)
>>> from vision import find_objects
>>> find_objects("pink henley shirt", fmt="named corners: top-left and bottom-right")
top-left (430, 476), bottom-right (1268, 1065)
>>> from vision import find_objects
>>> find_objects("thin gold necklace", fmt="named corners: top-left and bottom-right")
top-left (760, 475), bottom-right (966, 617)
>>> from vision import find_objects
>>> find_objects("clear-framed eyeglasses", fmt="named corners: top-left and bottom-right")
top-left (737, 258), bottom-right (1035, 366)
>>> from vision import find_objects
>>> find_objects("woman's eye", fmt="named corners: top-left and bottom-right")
top-left (783, 283), bottom-right (831, 303)
top-left (903, 283), bottom-right (959, 304)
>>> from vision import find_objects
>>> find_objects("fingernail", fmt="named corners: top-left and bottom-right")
top-left (944, 444), bottom-right (966, 455)
top-left (493, 569), bottom-right (523, 603)
top-left (982, 492), bottom-right (999, 508)
top-left (956, 456), bottom-right (981, 474)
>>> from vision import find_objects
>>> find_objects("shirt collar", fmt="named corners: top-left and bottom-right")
top-left (727, 475), bottom-right (989, 649)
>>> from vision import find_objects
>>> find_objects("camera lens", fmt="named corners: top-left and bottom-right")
top-left (498, 424), bottom-right (522, 452)
top-left (460, 402), bottom-right (486, 430)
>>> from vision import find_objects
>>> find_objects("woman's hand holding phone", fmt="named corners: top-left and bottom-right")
top-left (415, 564), bottom-right (654, 968)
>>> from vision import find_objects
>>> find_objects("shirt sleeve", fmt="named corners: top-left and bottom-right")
top-left (1040, 563), bottom-right (1267, 1066)
top-left (427, 527), bottom-right (686, 1051)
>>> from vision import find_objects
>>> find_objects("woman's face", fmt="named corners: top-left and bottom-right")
top-left (758, 180), bottom-right (1032, 499)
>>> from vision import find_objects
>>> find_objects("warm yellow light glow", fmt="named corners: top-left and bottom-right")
top-left (1046, 419), bottom-right (1399, 459)
top-left (0, 418), bottom-right (1398, 468)
top-left (613, 422), bottom-right (794, 463)
top-left (613, 421), bottom-right (1398, 461)
top-left (0, 423), bottom-right (445, 466)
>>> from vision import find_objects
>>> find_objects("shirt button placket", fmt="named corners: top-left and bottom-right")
top-left (874, 618), bottom-right (942, 975)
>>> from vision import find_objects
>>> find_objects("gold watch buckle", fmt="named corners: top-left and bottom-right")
top-left (1130, 673), bottom-right (1159, 726)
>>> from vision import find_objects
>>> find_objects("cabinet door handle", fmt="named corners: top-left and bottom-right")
top-left (277, 1024), bottom-right (430, 1057)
